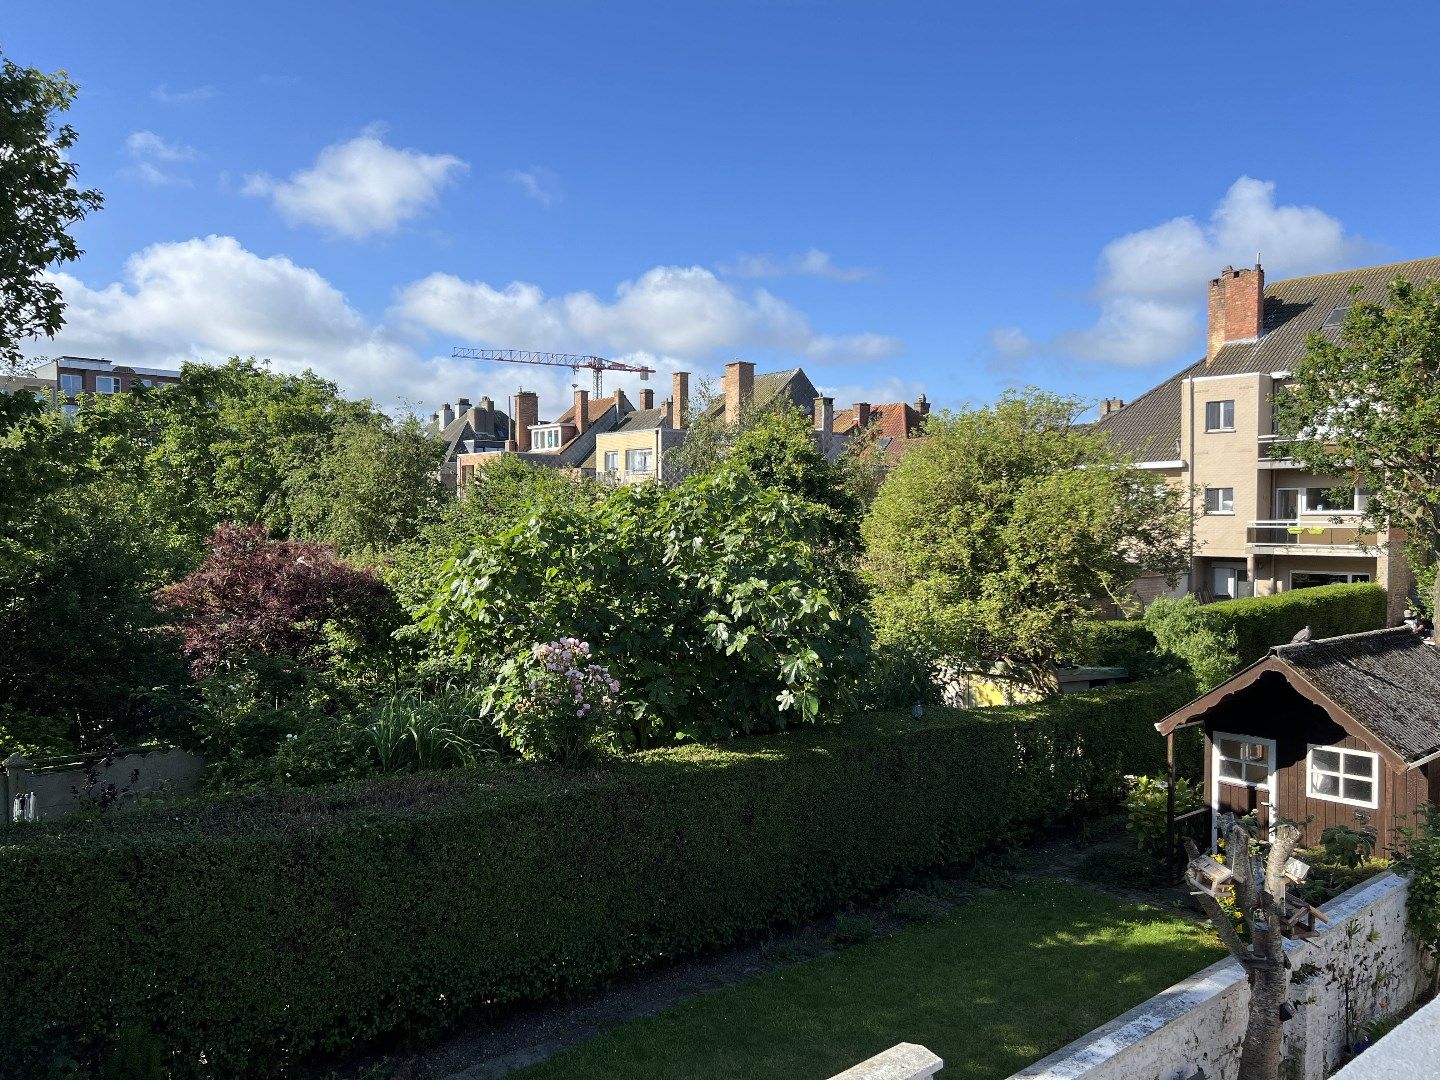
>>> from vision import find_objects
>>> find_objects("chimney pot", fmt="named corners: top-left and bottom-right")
top-left (916, 392), bottom-right (930, 417)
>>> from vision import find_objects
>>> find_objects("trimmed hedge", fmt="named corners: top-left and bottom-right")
top-left (0, 675), bottom-right (1196, 1077)
top-left (1199, 582), bottom-right (1388, 663)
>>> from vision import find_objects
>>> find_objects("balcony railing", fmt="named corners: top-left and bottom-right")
top-left (1246, 520), bottom-right (1369, 548)
top-left (1257, 434), bottom-right (1297, 467)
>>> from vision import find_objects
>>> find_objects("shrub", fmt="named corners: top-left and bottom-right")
top-left (1126, 774), bottom-right (1204, 857)
top-left (0, 674), bottom-right (1194, 1076)
top-left (1144, 583), bottom-right (1387, 689)
top-left (361, 683), bottom-right (497, 773)
top-left (1074, 620), bottom-right (1171, 677)
top-left (486, 639), bottom-right (620, 762)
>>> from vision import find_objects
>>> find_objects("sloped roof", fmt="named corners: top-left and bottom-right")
top-left (833, 402), bottom-right (928, 463)
top-left (1208, 257), bottom-right (1440, 376)
top-left (554, 393), bottom-right (630, 428)
top-left (1156, 627), bottom-right (1440, 766)
top-left (702, 368), bottom-right (819, 418)
top-left (1269, 628), bottom-right (1440, 763)
top-left (1091, 257), bottom-right (1440, 461)
top-left (612, 406), bottom-right (669, 432)
top-left (1088, 359), bottom-right (1203, 462)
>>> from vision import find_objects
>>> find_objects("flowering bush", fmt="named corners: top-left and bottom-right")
top-left (489, 639), bottom-right (619, 762)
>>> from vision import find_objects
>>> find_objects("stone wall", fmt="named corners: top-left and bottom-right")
top-left (2, 746), bottom-right (204, 824)
top-left (1007, 872), bottom-right (1425, 1080)
top-left (828, 1043), bottom-right (943, 1080)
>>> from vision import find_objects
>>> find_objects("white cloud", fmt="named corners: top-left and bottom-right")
top-left (242, 125), bottom-right (468, 239)
top-left (1009, 177), bottom-right (1367, 368)
top-left (152, 84), bottom-right (216, 104)
top-left (123, 131), bottom-right (197, 187)
top-left (508, 167), bottom-right (559, 206)
top-left (719, 248), bottom-right (872, 282)
top-left (988, 326), bottom-right (1034, 362)
top-left (35, 238), bottom-right (900, 422)
top-left (395, 264), bottom-right (901, 365)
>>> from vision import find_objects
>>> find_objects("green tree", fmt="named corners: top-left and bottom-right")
top-left (862, 389), bottom-right (1190, 691)
top-left (1275, 276), bottom-right (1440, 615)
top-left (288, 414), bottom-right (446, 559)
top-left (0, 51), bottom-right (103, 367)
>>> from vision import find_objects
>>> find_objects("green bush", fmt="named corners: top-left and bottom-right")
top-left (1144, 583), bottom-right (1387, 689)
top-left (1125, 774), bottom-right (1204, 857)
top-left (0, 674), bottom-right (1194, 1077)
top-left (1074, 620), bottom-right (1169, 676)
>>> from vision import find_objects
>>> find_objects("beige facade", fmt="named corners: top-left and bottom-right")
top-left (593, 425), bottom-right (686, 485)
top-left (1097, 259), bottom-right (1438, 623)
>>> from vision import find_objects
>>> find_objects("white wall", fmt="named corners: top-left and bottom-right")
top-left (1007, 873), bottom-right (1426, 1080)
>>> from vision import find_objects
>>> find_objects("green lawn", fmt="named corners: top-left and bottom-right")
top-left (511, 881), bottom-right (1222, 1080)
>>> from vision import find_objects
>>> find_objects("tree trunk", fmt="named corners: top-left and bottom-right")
top-left (1237, 950), bottom-right (1288, 1080)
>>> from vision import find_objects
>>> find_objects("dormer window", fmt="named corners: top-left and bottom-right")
top-left (530, 425), bottom-right (564, 451)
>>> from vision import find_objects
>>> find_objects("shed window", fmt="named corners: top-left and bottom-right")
top-left (1307, 746), bottom-right (1378, 809)
top-left (1217, 736), bottom-right (1270, 787)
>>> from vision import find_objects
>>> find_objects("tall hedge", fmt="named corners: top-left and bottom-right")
top-left (1200, 582), bottom-right (1388, 662)
top-left (0, 676), bottom-right (1195, 1077)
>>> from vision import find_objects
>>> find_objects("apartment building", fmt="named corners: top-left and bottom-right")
top-left (31, 356), bottom-right (181, 415)
top-left (455, 387), bottom-right (637, 491)
top-left (1093, 258), bottom-right (1439, 620)
top-left (589, 373), bottom-right (689, 484)
top-left (424, 396), bottom-right (512, 492)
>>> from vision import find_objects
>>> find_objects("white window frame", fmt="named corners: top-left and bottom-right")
top-left (1301, 486), bottom-right (1361, 515)
top-left (1305, 745), bottom-right (1379, 810)
top-left (1273, 487), bottom-right (1300, 519)
top-left (530, 426), bottom-right (562, 450)
top-left (59, 373), bottom-right (84, 395)
top-left (1211, 732), bottom-right (1278, 843)
top-left (1204, 399), bottom-right (1236, 432)
top-left (602, 450), bottom-right (619, 475)
top-left (625, 448), bottom-right (654, 474)
top-left (1289, 570), bottom-right (1372, 590)
top-left (94, 376), bottom-right (120, 394)
top-left (1204, 486), bottom-right (1235, 514)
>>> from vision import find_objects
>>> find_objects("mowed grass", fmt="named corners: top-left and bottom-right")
top-left (512, 881), bottom-right (1222, 1080)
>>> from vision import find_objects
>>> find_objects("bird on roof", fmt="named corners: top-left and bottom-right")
top-left (1290, 625), bottom-right (1313, 644)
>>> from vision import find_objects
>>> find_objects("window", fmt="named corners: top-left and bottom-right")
top-left (1303, 487), bottom-right (1360, 514)
top-left (1291, 571), bottom-right (1371, 590)
top-left (625, 448), bottom-right (654, 474)
top-left (1322, 305), bottom-right (1352, 328)
top-left (135, 378), bottom-right (153, 388)
top-left (1217, 736), bottom-right (1271, 788)
top-left (603, 451), bottom-right (619, 475)
top-left (1205, 399), bottom-right (1235, 432)
top-left (1204, 487), bottom-right (1234, 514)
top-left (59, 373), bottom-right (83, 395)
top-left (1307, 746), bottom-right (1378, 808)
top-left (531, 427), bottom-right (562, 450)
top-left (95, 376), bottom-right (120, 394)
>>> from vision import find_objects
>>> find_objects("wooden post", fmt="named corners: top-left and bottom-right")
top-left (1165, 730), bottom-right (1177, 863)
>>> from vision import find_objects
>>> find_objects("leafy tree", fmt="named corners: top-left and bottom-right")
top-left (0, 401), bottom-right (189, 750)
top-left (862, 389), bottom-right (1190, 691)
top-left (0, 50), bottom-right (103, 368)
top-left (288, 414), bottom-right (446, 559)
top-left (1276, 276), bottom-right (1440, 616)
top-left (154, 524), bottom-right (397, 678)
top-left (1142, 595), bottom-right (1241, 691)
top-left (417, 465), bottom-right (870, 746)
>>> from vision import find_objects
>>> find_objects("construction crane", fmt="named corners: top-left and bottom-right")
top-left (451, 347), bottom-right (655, 398)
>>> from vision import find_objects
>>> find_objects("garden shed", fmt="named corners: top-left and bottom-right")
top-left (1155, 626), bottom-right (1440, 854)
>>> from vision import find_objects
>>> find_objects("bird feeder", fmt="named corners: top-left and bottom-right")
top-left (1283, 857), bottom-right (1311, 885)
top-left (1185, 854), bottom-right (1233, 897)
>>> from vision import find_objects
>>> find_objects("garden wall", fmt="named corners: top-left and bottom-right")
top-left (0, 675), bottom-right (1195, 1078)
top-left (1, 745), bottom-right (204, 825)
top-left (1007, 872), bottom-right (1425, 1080)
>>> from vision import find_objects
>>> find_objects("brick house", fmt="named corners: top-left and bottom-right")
top-left (424, 396), bottom-right (512, 492)
top-left (30, 356), bottom-right (181, 415)
top-left (456, 387), bottom-right (636, 491)
top-left (1091, 258), bottom-right (1438, 620)
top-left (831, 395), bottom-right (930, 466)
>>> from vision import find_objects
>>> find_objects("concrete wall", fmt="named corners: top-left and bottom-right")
top-left (1007, 873), bottom-right (1426, 1080)
top-left (2, 746), bottom-right (204, 824)
top-left (1333, 990), bottom-right (1440, 1078)
top-left (828, 1043), bottom-right (943, 1080)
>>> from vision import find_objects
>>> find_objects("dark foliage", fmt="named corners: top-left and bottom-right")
top-left (0, 674), bottom-right (1194, 1076)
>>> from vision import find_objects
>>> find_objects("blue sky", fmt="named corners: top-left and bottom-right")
top-left (11, 2), bottom-right (1440, 419)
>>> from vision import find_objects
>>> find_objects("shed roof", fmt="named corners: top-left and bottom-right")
top-left (1156, 627), bottom-right (1440, 766)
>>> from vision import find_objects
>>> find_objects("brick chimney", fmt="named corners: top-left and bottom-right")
top-left (457, 397), bottom-right (471, 415)
top-left (613, 388), bottom-right (625, 415)
top-left (915, 392), bottom-right (930, 417)
top-left (1207, 263), bottom-right (1264, 363)
top-left (514, 391), bottom-right (538, 452)
top-left (1100, 397), bottom-right (1125, 416)
top-left (853, 401), bottom-right (872, 430)
top-left (723, 360), bottom-right (754, 425)
top-left (672, 371), bottom-right (689, 430)
top-left (639, 388), bottom-right (654, 410)
top-left (573, 389), bottom-right (590, 435)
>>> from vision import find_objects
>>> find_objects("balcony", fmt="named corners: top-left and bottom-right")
top-left (1246, 519), bottom-right (1372, 553)
top-left (1257, 434), bottom-right (1297, 469)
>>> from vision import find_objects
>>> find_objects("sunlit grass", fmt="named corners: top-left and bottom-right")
top-left (513, 881), bottom-right (1221, 1080)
